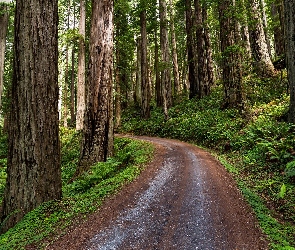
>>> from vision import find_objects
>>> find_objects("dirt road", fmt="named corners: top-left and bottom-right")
top-left (47, 136), bottom-right (268, 250)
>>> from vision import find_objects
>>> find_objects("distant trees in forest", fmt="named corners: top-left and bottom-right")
top-left (0, 0), bottom-right (295, 233)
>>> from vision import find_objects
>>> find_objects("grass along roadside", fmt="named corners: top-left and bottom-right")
top-left (120, 77), bottom-right (295, 249)
top-left (0, 128), bottom-right (154, 250)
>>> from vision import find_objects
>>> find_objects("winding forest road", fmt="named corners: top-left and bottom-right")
top-left (47, 136), bottom-right (269, 250)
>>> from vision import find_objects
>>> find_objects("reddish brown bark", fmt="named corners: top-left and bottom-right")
top-left (1, 0), bottom-right (61, 233)
top-left (77, 0), bottom-right (114, 172)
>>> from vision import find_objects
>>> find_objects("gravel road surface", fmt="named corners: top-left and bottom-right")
top-left (46, 136), bottom-right (268, 250)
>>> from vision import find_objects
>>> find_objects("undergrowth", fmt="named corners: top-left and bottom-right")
top-left (120, 74), bottom-right (295, 249)
top-left (0, 129), bottom-right (154, 250)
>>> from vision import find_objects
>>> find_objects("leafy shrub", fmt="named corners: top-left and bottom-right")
top-left (0, 131), bottom-right (154, 249)
top-left (120, 77), bottom-right (295, 248)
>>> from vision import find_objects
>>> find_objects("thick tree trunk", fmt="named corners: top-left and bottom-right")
top-left (115, 47), bottom-right (121, 130)
top-left (260, 0), bottom-right (272, 56)
top-left (185, 0), bottom-right (198, 99)
top-left (155, 31), bottom-right (162, 107)
top-left (194, 0), bottom-right (214, 98)
top-left (241, 24), bottom-right (252, 59)
top-left (70, 5), bottom-right (76, 127)
top-left (159, 0), bottom-right (172, 119)
top-left (76, 0), bottom-right (86, 131)
top-left (219, 0), bottom-right (244, 109)
top-left (271, 0), bottom-right (285, 57)
top-left (248, 0), bottom-right (275, 76)
top-left (203, 8), bottom-right (215, 90)
top-left (70, 46), bottom-right (76, 126)
top-left (0, 0), bottom-right (61, 233)
top-left (284, 0), bottom-right (295, 122)
top-left (134, 37), bottom-right (142, 107)
top-left (77, 0), bottom-right (114, 172)
top-left (0, 4), bottom-right (8, 110)
top-left (169, 0), bottom-right (181, 97)
top-left (63, 46), bottom-right (69, 128)
top-left (140, 10), bottom-right (151, 119)
top-left (63, 5), bottom-right (70, 128)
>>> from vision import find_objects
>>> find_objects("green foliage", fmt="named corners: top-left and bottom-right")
top-left (60, 128), bottom-right (81, 184)
top-left (122, 86), bottom-right (243, 150)
top-left (0, 130), bottom-right (154, 249)
top-left (120, 75), bottom-right (295, 248)
top-left (285, 160), bottom-right (295, 178)
top-left (239, 182), bottom-right (295, 249)
top-left (277, 183), bottom-right (286, 199)
top-left (0, 131), bottom-right (7, 203)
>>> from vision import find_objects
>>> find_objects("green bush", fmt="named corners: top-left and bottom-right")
top-left (0, 130), bottom-right (154, 250)
top-left (120, 77), bottom-right (295, 248)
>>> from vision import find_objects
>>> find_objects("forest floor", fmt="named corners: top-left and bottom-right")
top-left (45, 135), bottom-right (269, 250)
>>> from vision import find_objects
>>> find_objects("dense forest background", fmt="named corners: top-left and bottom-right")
top-left (0, 0), bottom-right (295, 248)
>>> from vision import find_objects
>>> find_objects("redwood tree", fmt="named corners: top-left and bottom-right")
top-left (140, 8), bottom-right (151, 119)
top-left (77, 0), bottom-right (114, 173)
top-left (194, 0), bottom-right (214, 98)
top-left (284, 0), bottom-right (295, 122)
top-left (248, 0), bottom-right (275, 76)
top-left (76, 0), bottom-right (86, 131)
top-left (219, 0), bottom-right (244, 108)
top-left (159, 0), bottom-right (172, 119)
top-left (0, 0), bottom-right (61, 233)
top-left (185, 0), bottom-right (198, 99)
top-left (0, 4), bottom-right (9, 110)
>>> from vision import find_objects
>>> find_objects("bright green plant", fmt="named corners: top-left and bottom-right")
top-left (0, 129), bottom-right (154, 249)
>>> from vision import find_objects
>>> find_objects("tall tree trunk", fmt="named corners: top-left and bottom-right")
top-left (115, 45), bottom-right (121, 130)
top-left (155, 30), bottom-right (162, 107)
top-left (169, 0), bottom-right (181, 97)
top-left (219, 0), bottom-right (244, 109)
top-left (185, 0), bottom-right (198, 99)
top-left (159, 0), bottom-right (172, 119)
top-left (70, 6), bottom-right (76, 127)
top-left (0, 4), bottom-right (8, 110)
top-left (203, 8), bottom-right (215, 90)
top-left (140, 10), bottom-right (151, 119)
top-left (63, 45), bottom-right (69, 128)
top-left (194, 0), bottom-right (214, 98)
top-left (284, 0), bottom-right (295, 122)
top-left (0, 0), bottom-right (61, 233)
top-left (77, 0), bottom-right (114, 173)
top-left (76, 0), bottom-right (86, 131)
top-left (134, 37), bottom-right (142, 107)
top-left (248, 0), bottom-right (275, 76)
top-left (240, 0), bottom-right (252, 60)
top-left (271, 0), bottom-right (285, 57)
top-left (70, 46), bottom-right (76, 126)
top-left (260, 0), bottom-right (272, 56)
top-left (63, 5), bottom-right (70, 128)
top-left (241, 24), bottom-right (252, 59)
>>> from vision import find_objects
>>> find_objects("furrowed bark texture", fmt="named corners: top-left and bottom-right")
top-left (78, 0), bottom-right (114, 171)
top-left (76, 0), bottom-right (86, 131)
top-left (169, 0), bottom-right (181, 96)
top-left (248, 0), bottom-right (275, 76)
top-left (185, 0), bottom-right (198, 99)
top-left (135, 37), bottom-right (142, 107)
top-left (0, 5), bottom-right (8, 109)
top-left (115, 46), bottom-right (121, 130)
top-left (159, 0), bottom-right (172, 119)
top-left (0, 0), bottom-right (61, 233)
top-left (219, 0), bottom-right (244, 108)
top-left (140, 10), bottom-right (151, 119)
top-left (271, 0), bottom-right (285, 57)
top-left (284, 0), bottom-right (295, 122)
top-left (155, 30), bottom-right (162, 107)
top-left (194, 0), bottom-right (214, 98)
